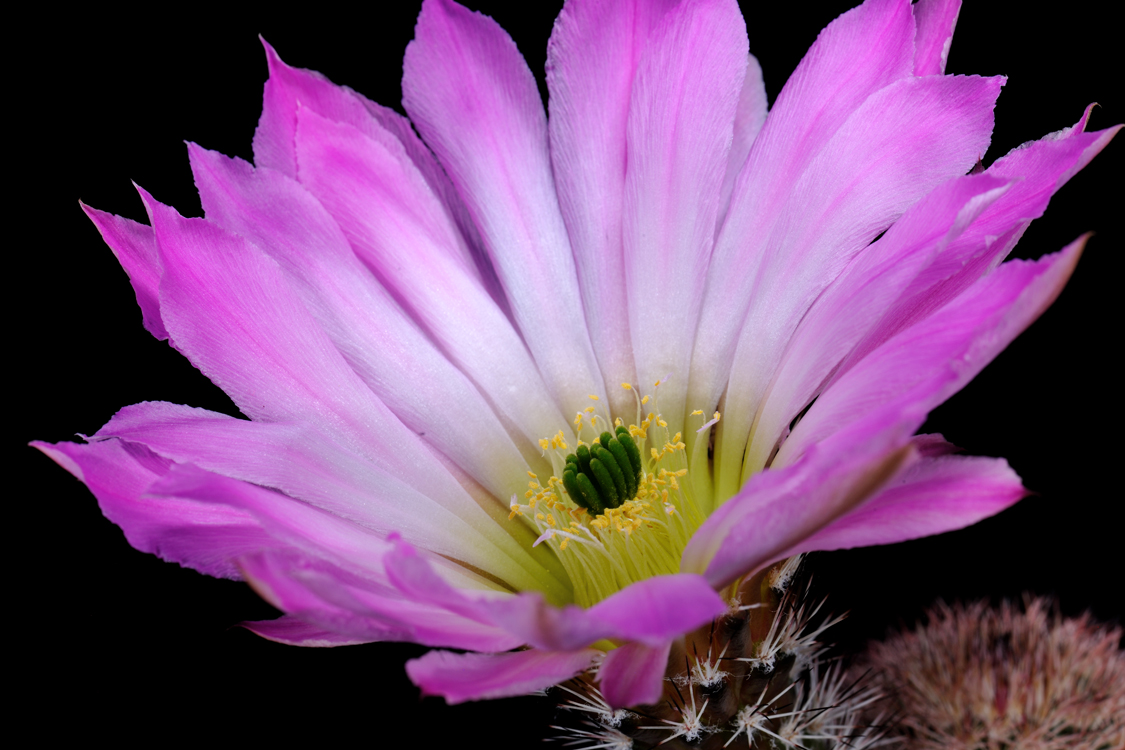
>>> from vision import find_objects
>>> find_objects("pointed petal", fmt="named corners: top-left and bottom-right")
top-left (238, 549), bottom-right (523, 651)
top-left (599, 640), bottom-right (671, 709)
top-left (95, 402), bottom-right (558, 593)
top-left (583, 574), bottom-right (726, 648)
top-left (138, 189), bottom-right (543, 580)
top-left (241, 615), bottom-right (377, 647)
top-left (912, 0), bottom-right (961, 76)
top-left (406, 648), bottom-right (598, 704)
top-left (717, 52), bottom-right (768, 229)
top-left (546, 0), bottom-right (678, 417)
top-left (188, 143), bottom-right (541, 497)
top-left (80, 203), bottom-right (168, 340)
top-left (289, 109), bottom-right (567, 452)
top-left (779, 236), bottom-right (1087, 466)
top-left (787, 449), bottom-right (1027, 554)
top-left (384, 536), bottom-right (723, 650)
top-left (716, 73), bottom-right (1002, 498)
top-left (743, 174), bottom-right (1012, 475)
top-left (690, 0), bottom-right (915, 429)
top-left (837, 119), bottom-right (1120, 376)
top-left (99, 402), bottom-right (563, 598)
top-left (403, 0), bottom-right (606, 415)
top-left (251, 38), bottom-right (486, 284)
top-left (485, 574), bottom-right (725, 651)
top-left (682, 403), bottom-right (919, 589)
top-left (622, 0), bottom-right (748, 435)
top-left (32, 438), bottom-right (274, 580)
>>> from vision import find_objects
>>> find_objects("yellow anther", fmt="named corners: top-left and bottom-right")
top-left (651, 448), bottom-right (660, 460)
top-left (536, 513), bottom-right (545, 520)
top-left (621, 382), bottom-right (633, 390)
top-left (525, 490), bottom-right (534, 499)
top-left (584, 406), bottom-right (595, 414)
top-left (588, 394), bottom-right (600, 401)
top-left (657, 418), bottom-right (668, 427)
top-left (672, 432), bottom-right (682, 443)
top-left (528, 481), bottom-right (539, 489)
top-left (560, 538), bottom-right (569, 551)
top-left (641, 395), bottom-right (650, 405)
top-left (654, 379), bottom-right (662, 388)
top-left (714, 411), bottom-right (721, 421)
top-left (547, 515), bottom-right (556, 527)
top-left (691, 409), bottom-right (704, 416)
top-left (539, 438), bottom-right (549, 450)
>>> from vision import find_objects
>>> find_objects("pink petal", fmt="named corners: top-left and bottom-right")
top-left (289, 109), bottom-right (568, 451)
top-left (743, 173), bottom-right (1013, 475)
top-left (32, 437), bottom-right (274, 580)
top-left (252, 39), bottom-right (488, 293)
top-left (786, 446), bottom-right (1027, 554)
top-left (912, 0), bottom-right (961, 76)
top-left (717, 52), bottom-right (768, 229)
top-left (717, 72), bottom-right (1002, 497)
top-left (241, 615), bottom-right (377, 647)
top-left (188, 143), bottom-right (540, 498)
top-left (622, 0), bottom-right (748, 435)
top-left (126, 425), bottom-right (553, 602)
top-left (682, 402), bottom-right (921, 590)
top-left (95, 401), bottom-right (563, 596)
top-left (599, 640), bottom-right (672, 709)
top-left (486, 574), bottom-right (726, 652)
top-left (780, 236), bottom-right (1087, 466)
top-left (405, 648), bottom-right (598, 704)
top-left (403, 0), bottom-right (606, 415)
top-left (138, 190), bottom-right (537, 573)
top-left (238, 549), bottom-right (523, 651)
top-left (80, 203), bottom-right (168, 340)
top-left (583, 574), bottom-right (726, 648)
top-left (837, 118), bottom-right (1120, 376)
top-left (545, 0), bottom-right (677, 417)
top-left (690, 0), bottom-right (915, 433)
top-left (384, 537), bottom-right (723, 651)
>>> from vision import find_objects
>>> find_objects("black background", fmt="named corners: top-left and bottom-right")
top-left (16, 1), bottom-right (1120, 744)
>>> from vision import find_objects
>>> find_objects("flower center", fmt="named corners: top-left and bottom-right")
top-left (508, 382), bottom-right (720, 607)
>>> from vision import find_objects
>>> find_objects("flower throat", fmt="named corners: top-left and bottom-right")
top-left (508, 382), bottom-right (719, 607)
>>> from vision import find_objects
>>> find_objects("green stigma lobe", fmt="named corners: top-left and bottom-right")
top-left (594, 445), bottom-right (627, 502)
top-left (561, 429), bottom-right (647, 515)
top-left (574, 471), bottom-right (605, 514)
top-left (613, 426), bottom-right (643, 485)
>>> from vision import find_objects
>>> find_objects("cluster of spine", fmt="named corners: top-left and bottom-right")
top-left (857, 597), bottom-right (1125, 750)
top-left (549, 558), bottom-right (893, 749)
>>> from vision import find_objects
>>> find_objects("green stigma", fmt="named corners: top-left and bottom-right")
top-left (561, 427), bottom-right (643, 516)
